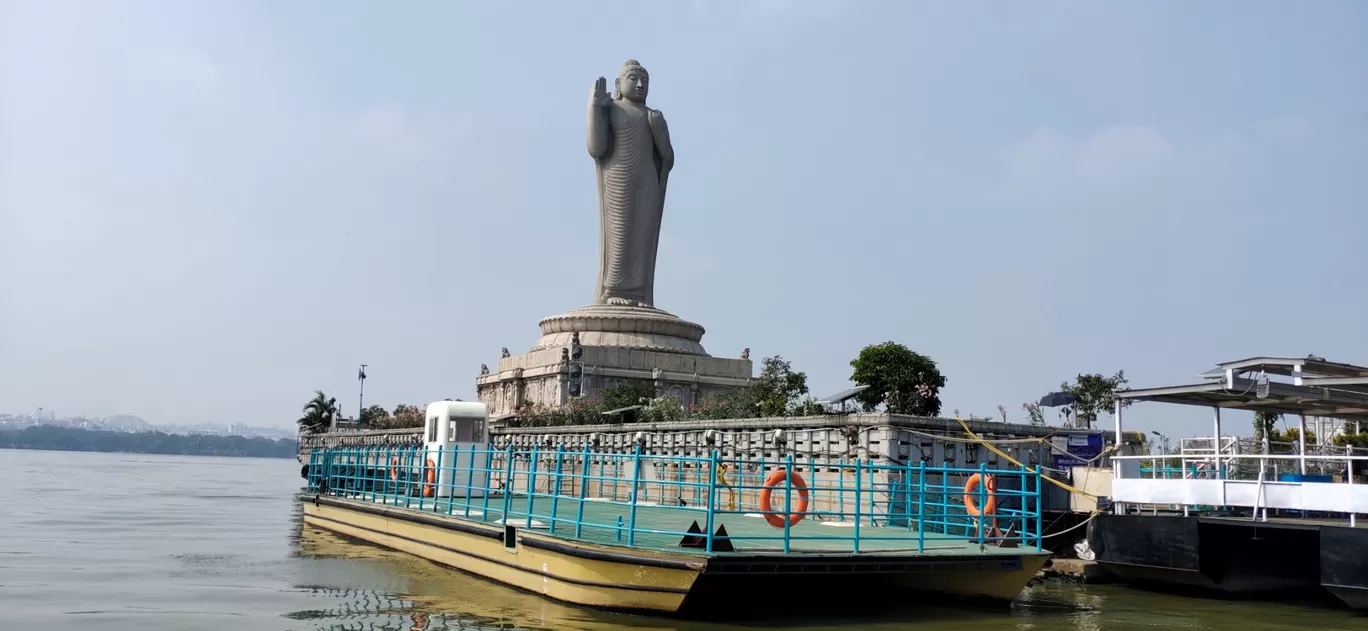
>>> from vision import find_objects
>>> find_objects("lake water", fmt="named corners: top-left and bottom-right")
top-left (3, 450), bottom-right (1367, 630)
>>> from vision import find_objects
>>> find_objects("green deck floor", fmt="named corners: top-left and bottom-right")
top-left (350, 493), bottom-right (1034, 557)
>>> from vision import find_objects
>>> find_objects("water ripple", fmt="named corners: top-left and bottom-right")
top-left (5, 449), bottom-right (1368, 631)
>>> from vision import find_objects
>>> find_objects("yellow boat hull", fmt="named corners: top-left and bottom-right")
top-left (302, 497), bottom-right (700, 613)
top-left (301, 495), bottom-right (1048, 616)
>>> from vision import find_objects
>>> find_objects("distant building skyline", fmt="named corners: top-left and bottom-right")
top-left (0, 410), bottom-right (295, 439)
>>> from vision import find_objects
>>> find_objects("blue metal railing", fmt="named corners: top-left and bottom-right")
top-left (1139, 463), bottom-right (1210, 479)
top-left (306, 444), bottom-right (1043, 554)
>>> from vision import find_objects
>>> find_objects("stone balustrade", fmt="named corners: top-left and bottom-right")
top-left (298, 427), bottom-right (424, 462)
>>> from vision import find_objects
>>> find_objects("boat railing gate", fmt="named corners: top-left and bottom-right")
top-left (1119, 451), bottom-right (1368, 523)
top-left (1165, 436), bottom-right (1354, 482)
top-left (306, 444), bottom-right (1044, 554)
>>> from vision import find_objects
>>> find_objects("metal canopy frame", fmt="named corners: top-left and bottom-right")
top-left (1112, 355), bottom-right (1368, 518)
top-left (1220, 356), bottom-right (1368, 377)
top-left (1300, 376), bottom-right (1368, 395)
top-left (1118, 377), bottom-right (1368, 421)
top-left (1199, 356), bottom-right (1368, 383)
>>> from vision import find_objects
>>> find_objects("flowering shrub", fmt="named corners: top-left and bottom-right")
top-left (503, 353), bottom-right (835, 427)
top-left (510, 394), bottom-right (689, 427)
top-left (690, 391), bottom-right (750, 420)
top-left (512, 402), bottom-right (573, 427)
top-left (372, 404), bottom-right (426, 429)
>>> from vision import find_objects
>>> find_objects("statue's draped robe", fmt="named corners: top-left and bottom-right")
top-left (594, 100), bottom-right (666, 307)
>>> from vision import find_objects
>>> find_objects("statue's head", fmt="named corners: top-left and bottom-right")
top-left (613, 59), bottom-right (649, 104)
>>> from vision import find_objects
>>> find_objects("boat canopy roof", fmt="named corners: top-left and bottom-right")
top-left (1118, 377), bottom-right (1368, 420)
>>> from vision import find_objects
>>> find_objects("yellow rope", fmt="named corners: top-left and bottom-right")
top-left (954, 417), bottom-right (1104, 499)
top-left (715, 463), bottom-right (737, 511)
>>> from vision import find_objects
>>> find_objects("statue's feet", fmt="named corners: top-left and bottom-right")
top-left (635, 301), bottom-right (652, 308)
top-left (605, 297), bottom-right (635, 306)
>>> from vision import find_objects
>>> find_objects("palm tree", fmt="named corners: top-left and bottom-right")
top-left (298, 390), bottom-right (339, 435)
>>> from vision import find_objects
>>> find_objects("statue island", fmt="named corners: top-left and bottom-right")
top-left (476, 60), bottom-right (753, 417)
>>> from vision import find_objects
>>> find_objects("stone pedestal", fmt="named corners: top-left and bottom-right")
top-left (476, 305), bottom-right (752, 417)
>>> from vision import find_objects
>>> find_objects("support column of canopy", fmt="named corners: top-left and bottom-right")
top-left (1114, 399), bottom-right (1124, 515)
top-left (1299, 413), bottom-right (1308, 476)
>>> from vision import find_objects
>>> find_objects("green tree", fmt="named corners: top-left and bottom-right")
top-left (1272, 427), bottom-right (1316, 444)
top-left (789, 396), bottom-right (828, 417)
top-left (1334, 433), bottom-right (1368, 448)
top-left (1253, 410), bottom-right (1282, 442)
top-left (749, 355), bottom-right (813, 417)
top-left (298, 390), bottom-right (339, 435)
top-left (640, 395), bottom-right (686, 423)
top-left (359, 404), bottom-right (390, 429)
top-left (849, 342), bottom-right (946, 417)
top-left (1060, 371), bottom-right (1130, 429)
top-left (599, 381), bottom-right (656, 411)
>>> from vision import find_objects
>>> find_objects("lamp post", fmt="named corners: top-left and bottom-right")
top-left (358, 364), bottom-right (368, 429)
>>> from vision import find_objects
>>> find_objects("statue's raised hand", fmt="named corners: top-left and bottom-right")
top-left (590, 77), bottom-right (611, 108)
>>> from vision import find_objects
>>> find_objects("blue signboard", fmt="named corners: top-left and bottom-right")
top-left (1051, 432), bottom-right (1103, 468)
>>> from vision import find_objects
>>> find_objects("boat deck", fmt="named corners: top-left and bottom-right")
top-left (356, 493), bottom-right (1030, 557)
top-left (303, 445), bottom-right (1050, 613)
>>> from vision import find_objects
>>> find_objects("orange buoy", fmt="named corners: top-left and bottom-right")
top-left (758, 469), bottom-right (810, 528)
top-left (422, 458), bottom-right (436, 498)
top-left (389, 457), bottom-right (437, 497)
top-left (963, 473), bottom-right (998, 517)
top-left (964, 473), bottom-right (999, 536)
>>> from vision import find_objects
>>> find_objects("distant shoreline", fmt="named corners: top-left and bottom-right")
top-left (0, 426), bottom-right (298, 459)
top-left (0, 446), bottom-right (296, 460)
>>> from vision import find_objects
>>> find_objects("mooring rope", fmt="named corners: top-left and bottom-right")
top-left (954, 417), bottom-right (1110, 500)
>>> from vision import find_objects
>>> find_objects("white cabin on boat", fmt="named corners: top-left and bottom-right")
top-left (423, 401), bottom-right (493, 498)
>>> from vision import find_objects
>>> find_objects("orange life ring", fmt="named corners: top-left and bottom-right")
top-left (422, 458), bottom-right (436, 498)
top-left (963, 473), bottom-right (998, 517)
top-left (390, 456), bottom-right (437, 497)
top-left (758, 469), bottom-right (810, 528)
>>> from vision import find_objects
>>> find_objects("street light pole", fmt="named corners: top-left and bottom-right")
top-left (358, 364), bottom-right (368, 428)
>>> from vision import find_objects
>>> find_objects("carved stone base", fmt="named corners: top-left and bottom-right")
top-left (474, 305), bottom-right (753, 418)
top-left (531, 305), bottom-right (708, 356)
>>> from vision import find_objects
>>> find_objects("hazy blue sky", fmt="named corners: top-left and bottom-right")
top-left (2, 1), bottom-right (1364, 437)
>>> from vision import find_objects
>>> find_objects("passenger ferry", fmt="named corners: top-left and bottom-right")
top-left (300, 401), bottom-right (1050, 615)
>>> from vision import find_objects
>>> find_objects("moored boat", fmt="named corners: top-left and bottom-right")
top-left (1094, 355), bottom-right (1368, 609)
top-left (300, 402), bottom-right (1051, 616)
